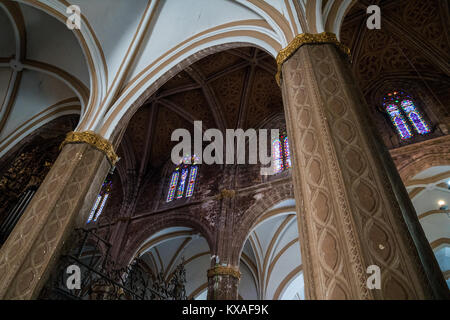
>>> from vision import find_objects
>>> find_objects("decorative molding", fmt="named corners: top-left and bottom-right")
top-left (430, 237), bottom-right (450, 250)
top-left (207, 265), bottom-right (241, 280)
top-left (418, 209), bottom-right (450, 221)
top-left (60, 131), bottom-right (119, 166)
top-left (275, 32), bottom-right (351, 85)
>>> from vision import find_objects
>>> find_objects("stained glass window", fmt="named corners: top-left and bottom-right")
top-left (186, 166), bottom-right (198, 198)
top-left (272, 133), bottom-right (292, 174)
top-left (284, 136), bottom-right (291, 169)
top-left (385, 103), bottom-right (412, 139)
top-left (273, 138), bottom-right (283, 173)
top-left (87, 179), bottom-right (112, 224)
top-left (383, 91), bottom-right (430, 140)
top-left (176, 168), bottom-right (189, 199)
top-left (400, 100), bottom-right (430, 135)
top-left (167, 155), bottom-right (199, 202)
top-left (166, 171), bottom-right (179, 202)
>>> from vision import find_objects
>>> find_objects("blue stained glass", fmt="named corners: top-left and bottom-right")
top-left (87, 178), bottom-right (113, 224)
top-left (400, 100), bottom-right (430, 135)
top-left (166, 171), bottom-right (179, 202)
top-left (185, 166), bottom-right (198, 198)
top-left (87, 195), bottom-right (102, 223)
top-left (94, 193), bottom-right (109, 222)
top-left (176, 168), bottom-right (189, 199)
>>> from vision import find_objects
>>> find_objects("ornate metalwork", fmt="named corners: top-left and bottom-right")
top-left (60, 131), bottom-right (119, 166)
top-left (275, 32), bottom-right (351, 85)
top-left (39, 221), bottom-right (186, 300)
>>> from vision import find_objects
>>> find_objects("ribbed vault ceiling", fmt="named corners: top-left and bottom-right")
top-left (121, 47), bottom-right (282, 170)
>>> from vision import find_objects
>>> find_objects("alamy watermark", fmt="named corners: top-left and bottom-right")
top-left (171, 121), bottom-right (282, 175)
top-left (367, 265), bottom-right (381, 290)
top-left (66, 264), bottom-right (81, 290)
top-left (66, 5), bottom-right (81, 30)
top-left (367, 5), bottom-right (381, 30)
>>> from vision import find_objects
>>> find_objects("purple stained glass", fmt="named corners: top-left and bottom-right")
top-left (383, 91), bottom-right (430, 139)
top-left (384, 101), bottom-right (412, 140)
top-left (400, 100), bottom-right (430, 135)
top-left (393, 116), bottom-right (412, 139)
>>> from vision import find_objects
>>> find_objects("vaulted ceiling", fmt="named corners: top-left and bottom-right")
top-left (120, 0), bottom-right (450, 178)
top-left (340, 0), bottom-right (450, 100)
top-left (120, 47), bottom-right (282, 171)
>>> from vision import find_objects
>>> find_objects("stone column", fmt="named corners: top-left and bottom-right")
top-left (207, 265), bottom-right (240, 300)
top-left (278, 33), bottom-right (449, 299)
top-left (0, 131), bottom-right (118, 299)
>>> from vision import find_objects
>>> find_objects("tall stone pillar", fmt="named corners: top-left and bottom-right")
top-left (278, 33), bottom-right (449, 299)
top-left (207, 265), bottom-right (240, 300)
top-left (0, 131), bottom-right (118, 299)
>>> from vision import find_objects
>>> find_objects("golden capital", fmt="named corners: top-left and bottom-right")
top-left (207, 265), bottom-right (241, 280)
top-left (275, 32), bottom-right (351, 85)
top-left (61, 131), bottom-right (119, 166)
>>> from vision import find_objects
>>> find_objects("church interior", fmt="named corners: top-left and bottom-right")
top-left (0, 0), bottom-right (449, 300)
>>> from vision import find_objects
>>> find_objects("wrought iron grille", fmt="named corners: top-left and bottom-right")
top-left (39, 223), bottom-right (186, 300)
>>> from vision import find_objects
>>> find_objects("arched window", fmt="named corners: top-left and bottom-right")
top-left (273, 133), bottom-right (291, 174)
top-left (87, 178), bottom-right (112, 223)
top-left (167, 155), bottom-right (199, 202)
top-left (383, 91), bottom-right (430, 140)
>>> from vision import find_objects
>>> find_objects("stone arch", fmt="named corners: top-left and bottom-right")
top-left (230, 183), bottom-right (294, 265)
top-left (15, 0), bottom-right (107, 111)
top-left (99, 30), bottom-right (282, 143)
top-left (119, 212), bottom-right (215, 267)
top-left (235, 197), bottom-right (303, 299)
top-left (399, 154), bottom-right (450, 183)
top-left (0, 1), bottom-right (95, 157)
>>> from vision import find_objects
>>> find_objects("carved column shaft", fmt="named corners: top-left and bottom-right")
top-left (280, 40), bottom-right (444, 299)
top-left (207, 265), bottom-right (240, 300)
top-left (0, 132), bottom-right (115, 299)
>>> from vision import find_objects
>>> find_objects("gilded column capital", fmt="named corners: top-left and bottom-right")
top-left (60, 131), bottom-right (119, 166)
top-left (207, 265), bottom-right (241, 280)
top-left (275, 32), bottom-right (351, 85)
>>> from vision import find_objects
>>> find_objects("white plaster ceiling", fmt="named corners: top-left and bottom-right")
top-left (406, 165), bottom-right (450, 285)
top-left (0, 8), bottom-right (15, 57)
top-left (138, 226), bottom-right (211, 299)
top-left (0, 0), bottom-right (358, 155)
top-left (0, 1), bottom-right (86, 156)
top-left (240, 200), bottom-right (304, 300)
